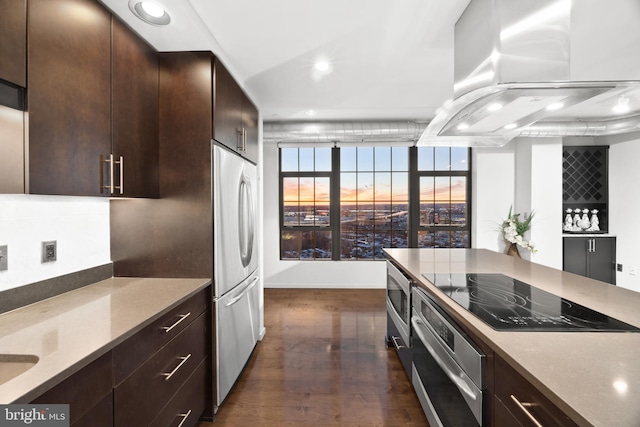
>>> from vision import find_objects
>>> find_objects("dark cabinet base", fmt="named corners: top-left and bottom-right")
top-left (563, 236), bottom-right (616, 285)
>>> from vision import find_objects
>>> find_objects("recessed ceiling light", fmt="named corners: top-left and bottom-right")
top-left (487, 102), bottom-right (503, 112)
top-left (129, 0), bottom-right (171, 26)
top-left (546, 102), bottom-right (564, 111)
top-left (613, 96), bottom-right (630, 114)
top-left (305, 110), bottom-right (316, 116)
top-left (504, 123), bottom-right (518, 130)
top-left (457, 123), bottom-right (469, 130)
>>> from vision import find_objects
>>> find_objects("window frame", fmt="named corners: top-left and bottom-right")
top-left (279, 145), bottom-right (472, 260)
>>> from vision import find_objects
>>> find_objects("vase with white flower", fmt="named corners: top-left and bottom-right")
top-left (501, 207), bottom-right (536, 258)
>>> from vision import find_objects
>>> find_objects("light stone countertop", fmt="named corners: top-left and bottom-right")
top-left (0, 277), bottom-right (211, 404)
top-left (384, 248), bottom-right (640, 427)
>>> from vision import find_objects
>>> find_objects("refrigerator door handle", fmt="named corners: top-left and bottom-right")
top-left (225, 276), bottom-right (260, 307)
top-left (239, 174), bottom-right (255, 268)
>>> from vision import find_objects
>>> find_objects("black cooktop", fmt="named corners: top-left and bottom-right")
top-left (422, 273), bottom-right (640, 332)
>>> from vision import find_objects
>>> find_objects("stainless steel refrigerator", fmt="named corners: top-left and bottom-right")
top-left (212, 143), bottom-right (260, 411)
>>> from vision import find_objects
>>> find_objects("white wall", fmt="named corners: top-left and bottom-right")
top-left (0, 195), bottom-right (111, 292)
top-left (472, 144), bottom-right (516, 252)
top-left (472, 138), bottom-right (563, 269)
top-left (605, 132), bottom-right (640, 291)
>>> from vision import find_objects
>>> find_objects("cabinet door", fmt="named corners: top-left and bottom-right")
top-left (111, 17), bottom-right (159, 198)
top-left (563, 238), bottom-right (589, 277)
top-left (0, 0), bottom-right (26, 87)
top-left (28, 0), bottom-right (111, 196)
top-left (241, 91), bottom-right (259, 163)
top-left (589, 237), bottom-right (616, 285)
top-left (213, 59), bottom-right (242, 151)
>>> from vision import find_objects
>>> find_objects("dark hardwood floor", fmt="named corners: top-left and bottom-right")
top-left (198, 288), bottom-right (428, 426)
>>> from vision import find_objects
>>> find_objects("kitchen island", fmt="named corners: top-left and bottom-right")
top-left (384, 248), bottom-right (640, 427)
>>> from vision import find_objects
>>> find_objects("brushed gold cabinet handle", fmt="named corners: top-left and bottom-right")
top-left (161, 313), bottom-right (191, 333)
top-left (510, 394), bottom-right (543, 427)
top-left (177, 409), bottom-right (192, 427)
top-left (162, 354), bottom-right (191, 381)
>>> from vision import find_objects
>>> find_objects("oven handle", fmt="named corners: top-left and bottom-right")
top-left (412, 316), bottom-right (478, 402)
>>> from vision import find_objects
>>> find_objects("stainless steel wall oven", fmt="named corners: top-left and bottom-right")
top-left (385, 260), bottom-right (412, 377)
top-left (412, 286), bottom-right (486, 427)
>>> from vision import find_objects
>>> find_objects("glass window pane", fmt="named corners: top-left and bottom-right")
top-left (283, 204), bottom-right (300, 226)
top-left (299, 147), bottom-right (314, 171)
top-left (435, 177), bottom-right (451, 225)
top-left (283, 177), bottom-right (299, 202)
top-left (374, 172), bottom-right (391, 203)
top-left (391, 172), bottom-right (408, 201)
top-left (434, 231), bottom-right (451, 247)
top-left (315, 177), bottom-right (330, 203)
top-left (435, 147), bottom-right (450, 170)
top-left (375, 147), bottom-right (391, 171)
top-left (418, 231), bottom-right (434, 248)
top-left (341, 173), bottom-right (357, 202)
top-left (315, 148), bottom-right (332, 171)
top-left (358, 173), bottom-right (374, 201)
top-left (418, 147), bottom-right (434, 171)
top-left (299, 177), bottom-right (315, 202)
top-left (373, 233), bottom-right (386, 259)
top-left (314, 231), bottom-right (332, 259)
top-left (281, 148), bottom-right (298, 172)
top-left (391, 231), bottom-right (408, 248)
top-left (451, 177), bottom-right (467, 226)
top-left (300, 231), bottom-right (315, 259)
top-left (341, 147), bottom-right (357, 171)
top-left (451, 148), bottom-right (469, 171)
top-left (357, 147), bottom-right (374, 171)
top-left (420, 176), bottom-right (435, 226)
top-left (281, 231), bottom-right (300, 259)
top-left (391, 204), bottom-right (409, 230)
top-left (392, 147), bottom-right (409, 171)
top-left (451, 230), bottom-right (469, 248)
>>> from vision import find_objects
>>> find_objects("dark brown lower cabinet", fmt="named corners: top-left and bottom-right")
top-left (30, 351), bottom-right (113, 426)
top-left (494, 355), bottom-right (578, 427)
top-left (563, 236), bottom-right (616, 284)
top-left (30, 287), bottom-right (210, 427)
top-left (114, 313), bottom-right (207, 426)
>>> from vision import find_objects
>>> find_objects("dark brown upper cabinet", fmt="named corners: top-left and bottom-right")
top-left (0, 0), bottom-right (27, 88)
top-left (111, 18), bottom-right (159, 198)
top-left (27, 0), bottom-right (159, 197)
top-left (28, 0), bottom-right (111, 196)
top-left (213, 59), bottom-right (258, 164)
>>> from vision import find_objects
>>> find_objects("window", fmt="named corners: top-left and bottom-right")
top-left (340, 146), bottom-right (409, 260)
top-left (279, 145), bottom-right (471, 260)
top-left (416, 147), bottom-right (470, 248)
top-left (280, 147), bottom-right (333, 259)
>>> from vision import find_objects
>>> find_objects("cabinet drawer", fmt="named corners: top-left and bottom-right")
top-left (114, 288), bottom-right (207, 384)
top-left (114, 312), bottom-right (207, 427)
top-left (494, 356), bottom-right (578, 427)
top-left (149, 358), bottom-right (208, 427)
top-left (31, 351), bottom-right (112, 425)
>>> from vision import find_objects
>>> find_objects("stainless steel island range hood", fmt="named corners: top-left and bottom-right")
top-left (418, 0), bottom-right (640, 147)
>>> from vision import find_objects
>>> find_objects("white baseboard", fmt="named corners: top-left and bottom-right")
top-left (264, 282), bottom-right (385, 289)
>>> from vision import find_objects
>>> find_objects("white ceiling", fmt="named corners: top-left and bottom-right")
top-left (100, 0), bottom-right (471, 122)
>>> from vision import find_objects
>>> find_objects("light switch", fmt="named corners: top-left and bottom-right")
top-left (42, 241), bottom-right (57, 263)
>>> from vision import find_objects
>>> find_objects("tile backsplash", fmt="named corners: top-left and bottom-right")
top-left (0, 195), bottom-right (111, 292)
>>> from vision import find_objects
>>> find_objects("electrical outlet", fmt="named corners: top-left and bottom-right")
top-left (42, 241), bottom-right (57, 263)
top-left (0, 245), bottom-right (7, 271)
top-left (630, 266), bottom-right (637, 276)
top-left (617, 263), bottom-right (623, 272)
